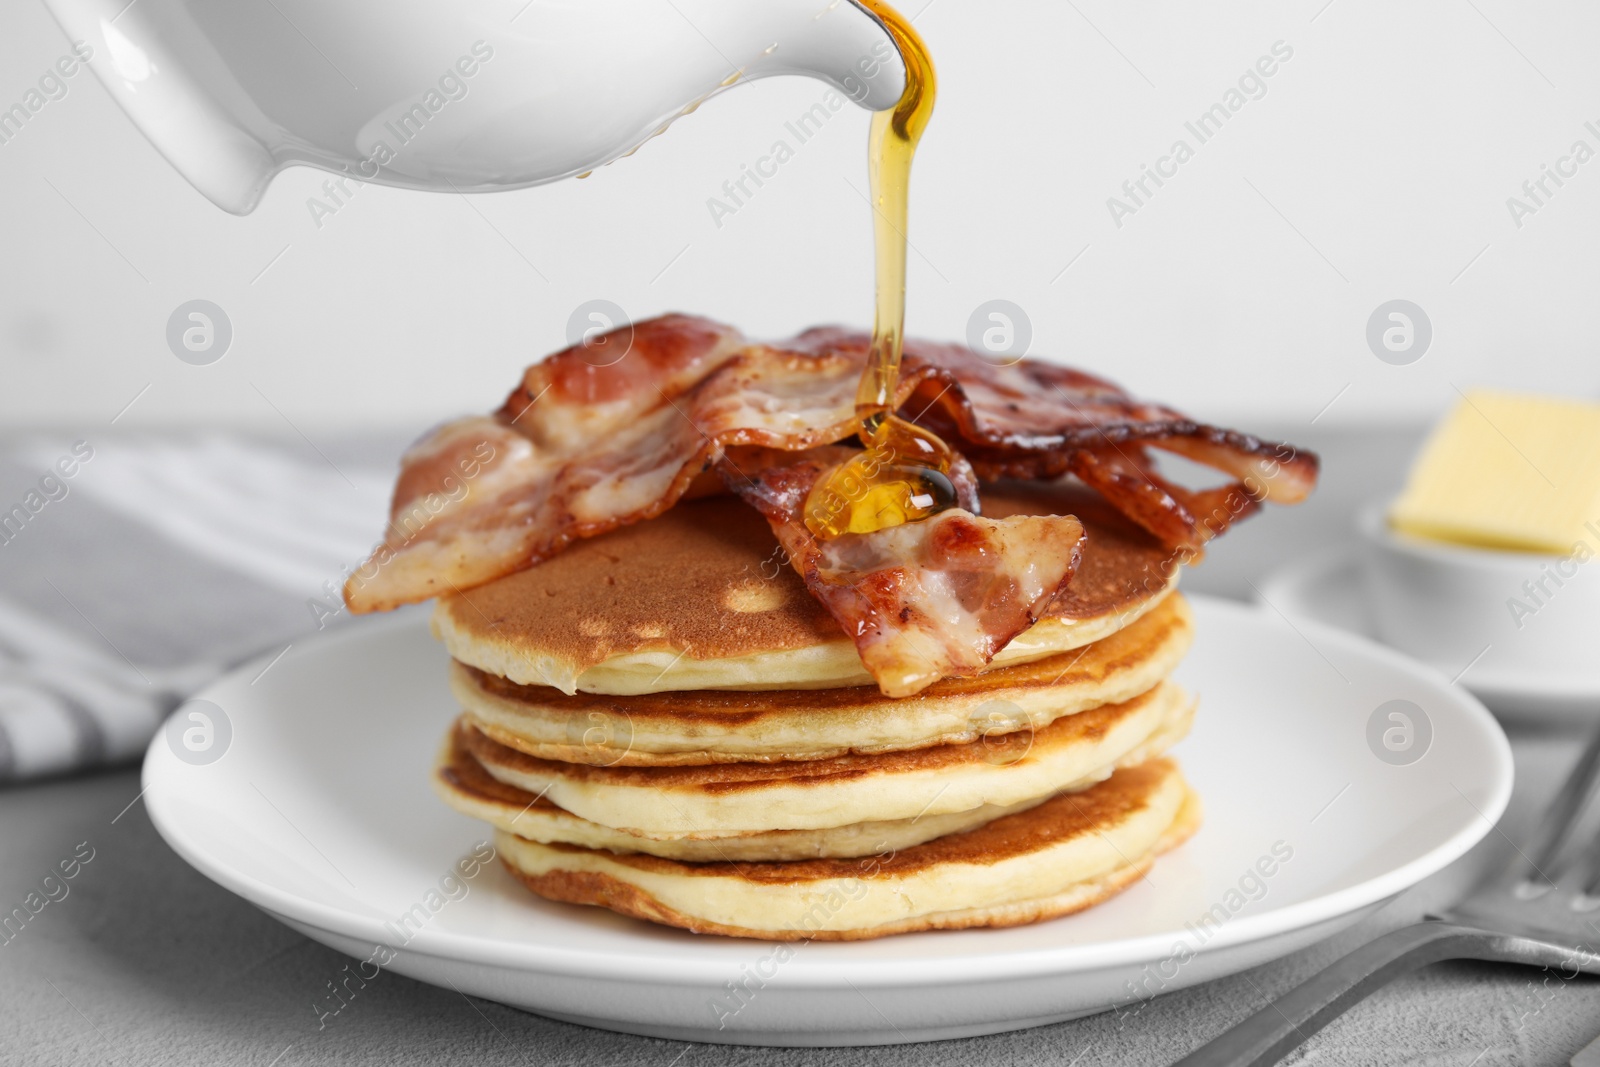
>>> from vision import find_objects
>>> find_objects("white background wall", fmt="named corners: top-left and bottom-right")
top-left (3, 0), bottom-right (1599, 435)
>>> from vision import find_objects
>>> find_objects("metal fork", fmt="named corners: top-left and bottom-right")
top-left (1175, 723), bottom-right (1600, 1067)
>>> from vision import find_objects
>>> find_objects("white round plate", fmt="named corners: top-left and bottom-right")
top-left (143, 595), bottom-right (1511, 1047)
top-left (1260, 550), bottom-right (1600, 723)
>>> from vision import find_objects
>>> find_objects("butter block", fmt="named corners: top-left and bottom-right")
top-left (1389, 390), bottom-right (1600, 554)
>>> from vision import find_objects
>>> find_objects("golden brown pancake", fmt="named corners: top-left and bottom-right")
top-left (494, 758), bottom-right (1200, 940)
top-left (458, 681), bottom-right (1194, 837)
top-left (433, 726), bottom-right (1062, 862)
top-left (427, 475), bottom-right (1203, 939)
top-left (452, 593), bottom-right (1192, 766)
top-left (432, 484), bottom-right (1181, 695)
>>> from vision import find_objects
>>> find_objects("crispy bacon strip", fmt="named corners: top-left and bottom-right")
top-left (345, 316), bottom-right (919, 613)
top-left (720, 447), bottom-right (1085, 697)
top-left (789, 328), bottom-right (1315, 548)
top-left (345, 314), bottom-right (1316, 614)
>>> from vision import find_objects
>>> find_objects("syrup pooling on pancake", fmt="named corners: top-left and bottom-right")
top-left (344, 313), bottom-right (1314, 619)
top-left (723, 446), bottom-right (1086, 698)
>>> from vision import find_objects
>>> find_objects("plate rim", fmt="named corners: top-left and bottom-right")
top-left (143, 594), bottom-right (1513, 989)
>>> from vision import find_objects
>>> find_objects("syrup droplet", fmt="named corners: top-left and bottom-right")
top-left (803, 414), bottom-right (958, 538)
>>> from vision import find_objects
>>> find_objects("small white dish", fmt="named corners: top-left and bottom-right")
top-left (1359, 505), bottom-right (1600, 689)
top-left (143, 596), bottom-right (1512, 1046)
top-left (1263, 546), bottom-right (1600, 723)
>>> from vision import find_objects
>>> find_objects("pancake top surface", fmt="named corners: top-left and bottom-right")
top-left (448, 494), bottom-right (836, 666)
top-left (438, 482), bottom-right (1177, 679)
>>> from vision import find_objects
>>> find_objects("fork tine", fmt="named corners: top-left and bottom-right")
top-left (1575, 842), bottom-right (1600, 901)
top-left (1510, 720), bottom-right (1600, 889)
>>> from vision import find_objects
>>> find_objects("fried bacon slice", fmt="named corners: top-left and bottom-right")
top-left (720, 447), bottom-right (1086, 697)
top-left (344, 314), bottom-right (1316, 615)
top-left (344, 316), bottom-right (912, 613)
top-left (789, 327), bottom-right (1315, 550)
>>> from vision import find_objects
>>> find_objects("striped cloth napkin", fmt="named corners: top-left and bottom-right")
top-left (0, 434), bottom-right (395, 782)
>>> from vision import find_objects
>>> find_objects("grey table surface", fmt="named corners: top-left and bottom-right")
top-left (3, 424), bottom-right (1600, 1066)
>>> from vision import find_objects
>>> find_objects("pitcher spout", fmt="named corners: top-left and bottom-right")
top-left (753, 0), bottom-right (907, 112)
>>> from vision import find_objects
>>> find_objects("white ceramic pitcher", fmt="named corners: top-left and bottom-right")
top-left (41, 0), bottom-right (907, 213)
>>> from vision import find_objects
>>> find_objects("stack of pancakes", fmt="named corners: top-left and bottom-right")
top-left (432, 485), bottom-right (1203, 940)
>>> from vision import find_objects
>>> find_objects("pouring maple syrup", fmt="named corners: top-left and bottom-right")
top-left (802, 0), bottom-right (958, 539)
